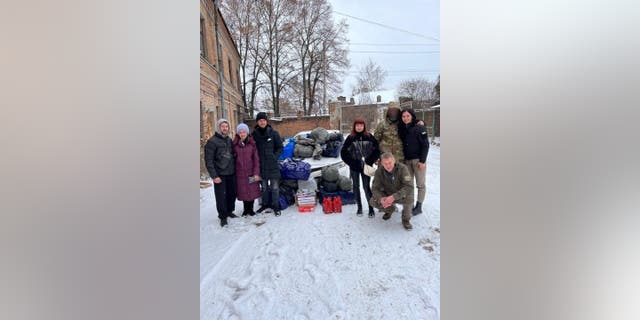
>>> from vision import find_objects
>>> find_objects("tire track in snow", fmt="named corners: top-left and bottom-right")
top-left (220, 229), bottom-right (291, 319)
top-left (200, 225), bottom-right (256, 293)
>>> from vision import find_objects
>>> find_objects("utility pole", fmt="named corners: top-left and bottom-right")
top-left (213, 0), bottom-right (226, 119)
top-left (322, 41), bottom-right (327, 115)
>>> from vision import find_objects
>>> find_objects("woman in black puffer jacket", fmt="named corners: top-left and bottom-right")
top-left (340, 118), bottom-right (381, 217)
top-left (398, 108), bottom-right (430, 215)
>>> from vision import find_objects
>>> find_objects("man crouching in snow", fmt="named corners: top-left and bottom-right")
top-left (369, 152), bottom-right (415, 230)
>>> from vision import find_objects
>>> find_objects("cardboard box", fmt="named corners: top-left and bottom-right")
top-left (295, 189), bottom-right (317, 206)
top-left (296, 189), bottom-right (317, 212)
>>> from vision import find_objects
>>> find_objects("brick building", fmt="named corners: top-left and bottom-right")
top-left (328, 96), bottom-right (391, 135)
top-left (200, 1), bottom-right (244, 177)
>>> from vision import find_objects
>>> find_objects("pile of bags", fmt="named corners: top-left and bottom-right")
top-left (277, 158), bottom-right (312, 210)
top-left (317, 166), bottom-right (355, 205)
top-left (291, 127), bottom-right (343, 160)
top-left (293, 136), bottom-right (321, 159)
top-left (275, 127), bottom-right (345, 209)
top-left (319, 166), bottom-right (352, 192)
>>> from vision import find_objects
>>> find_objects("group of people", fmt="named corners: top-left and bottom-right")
top-left (205, 105), bottom-right (429, 231)
top-left (341, 104), bottom-right (430, 230)
top-left (204, 112), bottom-right (283, 227)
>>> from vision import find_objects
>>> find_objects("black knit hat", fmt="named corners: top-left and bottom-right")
top-left (256, 112), bottom-right (268, 121)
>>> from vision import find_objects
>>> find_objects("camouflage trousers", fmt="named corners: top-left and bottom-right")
top-left (369, 193), bottom-right (413, 221)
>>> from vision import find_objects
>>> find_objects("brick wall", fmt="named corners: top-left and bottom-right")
top-left (245, 116), bottom-right (330, 138)
top-left (329, 101), bottom-right (389, 135)
top-left (339, 104), bottom-right (387, 134)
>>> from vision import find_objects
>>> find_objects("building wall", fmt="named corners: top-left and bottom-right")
top-left (329, 100), bottom-right (388, 135)
top-left (200, 1), bottom-right (244, 178)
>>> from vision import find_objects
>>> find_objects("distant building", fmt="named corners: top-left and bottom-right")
top-left (200, 1), bottom-right (244, 177)
top-left (329, 91), bottom-right (439, 140)
top-left (328, 92), bottom-right (397, 135)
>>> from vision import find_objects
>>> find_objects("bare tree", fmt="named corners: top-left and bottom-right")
top-left (221, 0), bottom-right (349, 117)
top-left (308, 18), bottom-right (349, 114)
top-left (256, 0), bottom-right (299, 117)
top-left (352, 59), bottom-right (387, 97)
top-left (434, 74), bottom-right (440, 105)
top-left (220, 0), bottom-right (268, 119)
top-left (291, 0), bottom-right (349, 115)
top-left (397, 77), bottom-right (438, 102)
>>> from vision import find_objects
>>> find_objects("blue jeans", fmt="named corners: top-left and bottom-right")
top-left (261, 178), bottom-right (280, 210)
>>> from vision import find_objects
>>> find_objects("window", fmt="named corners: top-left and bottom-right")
top-left (236, 68), bottom-right (241, 91)
top-left (228, 58), bottom-right (233, 84)
top-left (200, 16), bottom-right (207, 59)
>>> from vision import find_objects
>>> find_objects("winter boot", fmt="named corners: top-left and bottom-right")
top-left (402, 219), bottom-right (413, 230)
top-left (242, 201), bottom-right (255, 217)
top-left (241, 201), bottom-right (250, 216)
top-left (228, 212), bottom-right (238, 218)
top-left (220, 217), bottom-right (228, 227)
top-left (382, 205), bottom-right (397, 220)
top-left (356, 200), bottom-right (363, 216)
top-left (368, 207), bottom-right (375, 218)
top-left (257, 205), bottom-right (269, 213)
top-left (333, 196), bottom-right (342, 213)
top-left (412, 201), bottom-right (423, 216)
top-left (274, 209), bottom-right (281, 216)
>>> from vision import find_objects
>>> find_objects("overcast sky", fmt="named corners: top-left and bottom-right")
top-left (327, 0), bottom-right (440, 98)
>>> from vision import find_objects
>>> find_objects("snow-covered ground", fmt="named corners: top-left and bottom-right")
top-left (200, 145), bottom-right (440, 320)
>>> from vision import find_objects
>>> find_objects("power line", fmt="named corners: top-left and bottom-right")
top-left (384, 73), bottom-right (440, 77)
top-left (346, 69), bottom-right (440, 73)
top-left (350, 50), bottom-right (439, 54)
top-left (346, 72), bottom-right (440, 77)
top-left (334, 11), bottom-right (440, 43)
top-left (350, 42), bottom-right (439, 46)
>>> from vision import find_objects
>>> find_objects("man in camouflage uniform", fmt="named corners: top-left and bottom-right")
top-left (374, 103), bottom-right (404, 162)
top-left (369, 152), bottom-right (415, 230)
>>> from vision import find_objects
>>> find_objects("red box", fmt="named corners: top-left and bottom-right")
top-left (298, 205), bottom-right (315, 213)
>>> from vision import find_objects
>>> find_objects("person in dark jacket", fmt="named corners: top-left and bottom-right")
top-left (204, 118), bottom-right (237, 227)
top-left (370, 152), bottom-right (415, 230)
top-left (398, 108), bottom-right (430, 215)
top-left (252, 112), bottom-right (283, 216)
top-left (233, 123), bottom-right (261, 217)
top-left (341, 118), bottom-right (381, 217)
